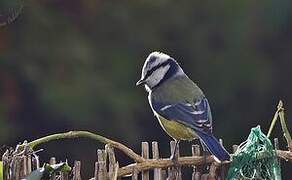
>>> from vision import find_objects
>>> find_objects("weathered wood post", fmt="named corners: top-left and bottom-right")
top-left (218, 139), bottom-right (227, 180)
top-left (94, 161), bottom-right (99, 180)
top-left (2, 149), bottom-right (10, 180)
top-left (142, 142), bottom-right (150, 180)
top-left (32, 153), bottom-right (40, 170)
top-left (96, 149), bottom-right (108, 180)
top-left (72, 161), bottom-right (82, 180)
top-left (168, 141), bottom-right (181, 180)
top-left (12, 155), bottom-right (22, 180)
top-left (106, 145), bottom-right (119, 180)
top-left (192, 144), bottom-right (201, 180)
top-left (132, 168), bottom-right (139, 180)
top-left (152, 141), bottom-right (166, 180)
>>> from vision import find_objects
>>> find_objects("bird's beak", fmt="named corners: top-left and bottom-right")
top-left (136, 78), bottom-right (146, 86)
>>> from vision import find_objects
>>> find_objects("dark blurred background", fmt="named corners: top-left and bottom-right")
top-left (1, 0), bottom-right (292, 178)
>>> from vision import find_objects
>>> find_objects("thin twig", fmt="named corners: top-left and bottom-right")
top-left (19, 131), bottom-right (145, 163)
top-left (267, 101), bottom-right (282, 138)
top-left (267, 100), bottom-right (292, 150)
top-left (278, 102), bottom-right (292, 151)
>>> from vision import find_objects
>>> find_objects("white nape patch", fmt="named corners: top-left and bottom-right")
top-left (146, 64), bottom-right (170, 89)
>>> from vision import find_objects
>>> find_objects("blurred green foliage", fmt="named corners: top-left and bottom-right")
top-left (0, 0), bottom-right (292, 178)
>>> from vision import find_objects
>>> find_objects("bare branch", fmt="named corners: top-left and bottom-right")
top-left (117, 155), bottom-right (226, 177)
top-left (278, 101), bottom-right (292, 151)
top-left (19, 131), bottom-right (145, 163)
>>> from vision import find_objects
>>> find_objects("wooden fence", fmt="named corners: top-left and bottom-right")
top-left (1, 139), bottom-right (281, 180)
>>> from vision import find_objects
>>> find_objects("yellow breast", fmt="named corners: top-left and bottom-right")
top-left (155, 114), bottom-right (197, 140)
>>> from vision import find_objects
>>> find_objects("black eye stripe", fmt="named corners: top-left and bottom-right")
top-left (144, 59), bottom-right (172, 80)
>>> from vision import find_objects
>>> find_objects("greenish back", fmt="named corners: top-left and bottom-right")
top-left (151, 75), bottom-right (204, 104)
top-left (149, 75), bottom-right (207, 140)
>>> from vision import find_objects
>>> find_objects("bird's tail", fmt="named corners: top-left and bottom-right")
top-left (197, 132), bottom-right (230, 161)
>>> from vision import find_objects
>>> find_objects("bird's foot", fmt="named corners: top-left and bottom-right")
top-left (170, 140), bottom-right (180, 166)
top-left (170, 154), bottom-right (179, 167)
top-left (169, 155), bottom-right (180, 179)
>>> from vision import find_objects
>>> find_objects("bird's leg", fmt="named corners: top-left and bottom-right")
top-left (170, 140), bottom-right (180, 178)
top-left (170, 140), bottom-right (180, 162)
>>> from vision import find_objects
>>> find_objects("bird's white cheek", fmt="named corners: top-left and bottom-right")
top-left (146, 65), bottom-right (170, 88)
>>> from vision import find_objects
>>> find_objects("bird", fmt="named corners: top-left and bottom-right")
top-left (136, 51), bottom-right (230, 162)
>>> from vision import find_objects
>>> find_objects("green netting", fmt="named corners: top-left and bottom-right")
top-left (226, 126), bottom-right (281, 180)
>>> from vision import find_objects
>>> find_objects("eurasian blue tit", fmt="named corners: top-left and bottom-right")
top-left (136, 52), bottom-right (230, 162)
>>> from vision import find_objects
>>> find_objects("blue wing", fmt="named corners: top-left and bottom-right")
top-left (151, 97), bottom-right (230, 161)
top-left (151, 97), bottom-right (213, 135)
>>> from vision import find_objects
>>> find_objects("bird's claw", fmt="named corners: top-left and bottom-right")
top-left (170, 154), bottom-right (179, 167)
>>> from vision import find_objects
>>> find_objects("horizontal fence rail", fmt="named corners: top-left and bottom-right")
top-left (1, 138), bottom-right (282, 180)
